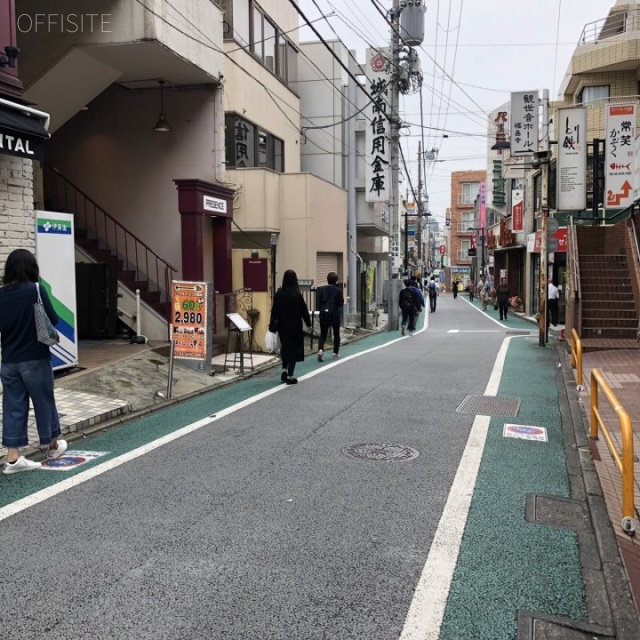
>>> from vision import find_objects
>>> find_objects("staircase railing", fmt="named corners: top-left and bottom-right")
top-left (43, 164), bottom-right (177, 316)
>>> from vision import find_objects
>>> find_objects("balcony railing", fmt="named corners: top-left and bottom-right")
top-left (579, 8), bottom-right (639, 45)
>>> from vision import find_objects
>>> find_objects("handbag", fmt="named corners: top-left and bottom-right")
top-left (34, 283), bottom-right (60, 346)
top-left (494, 303), bottom-right (499, 311)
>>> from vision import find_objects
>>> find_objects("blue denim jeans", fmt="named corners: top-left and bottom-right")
top-left (1, 359), bottom-right (61, 448)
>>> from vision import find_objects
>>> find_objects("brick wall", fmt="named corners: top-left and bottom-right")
top-left (0, 154), bottom-right (35, 267)
top-left (448, 170), bottom-right (486, 278)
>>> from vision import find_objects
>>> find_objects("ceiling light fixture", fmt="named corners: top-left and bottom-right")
top-left (153, 80), bottom-right (171, 133)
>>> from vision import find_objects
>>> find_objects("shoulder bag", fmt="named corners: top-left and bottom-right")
top-left (34, 282), bottom-right (60, 346)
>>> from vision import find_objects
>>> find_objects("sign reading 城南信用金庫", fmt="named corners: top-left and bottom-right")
top-left (365, 48), bottom-right (391, 204)
top-left (171, 281), bottom-right (211, 362)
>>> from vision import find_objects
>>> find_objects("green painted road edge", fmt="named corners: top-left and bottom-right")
top-left (439, 335), bottom-right (587, 640)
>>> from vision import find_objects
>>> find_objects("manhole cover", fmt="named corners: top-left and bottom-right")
top-left (456, 395), bottom-right (521, 417)
top-left (341, 443), bottom-right (419, 462)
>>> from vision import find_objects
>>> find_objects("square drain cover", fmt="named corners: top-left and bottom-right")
top-left (456, 395), bottom-right (521, 417)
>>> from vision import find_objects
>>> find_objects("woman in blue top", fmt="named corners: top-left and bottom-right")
top-left (0, 249), bottom-right (67, 474)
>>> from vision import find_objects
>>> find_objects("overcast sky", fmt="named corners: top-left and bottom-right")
top-left (299, 0), bottom-right (613, 224)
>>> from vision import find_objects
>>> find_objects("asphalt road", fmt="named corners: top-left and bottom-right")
top-left (0, 296), bottom-right (594, 639)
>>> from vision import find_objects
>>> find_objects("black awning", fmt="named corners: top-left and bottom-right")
top-left (0, 105), bottom-right (49, 161)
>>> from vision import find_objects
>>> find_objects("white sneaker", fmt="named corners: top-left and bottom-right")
top-left (317, 350), bottom-right (324, 362)
top-left (3, 456), bottom-right (42, 475)
top-left (48, 439), bottom-right (68, 460)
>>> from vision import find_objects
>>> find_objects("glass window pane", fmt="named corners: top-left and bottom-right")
top-left (287, 42), bottom-right (298, 84)
top-left (253, 7), bottom-right (263, 60)
top-left (264, 19), bottom-right (276, 72)
top-left (579, 85), bottom-right (609, 104)
top-left (257, 129), bottom-right (268, 166)
top-left (278, 38), bottom-right (287, 81)
top-left (274, 138), bottom-right (283, 172)
top-left (232, 0), bottom-right (249, 48)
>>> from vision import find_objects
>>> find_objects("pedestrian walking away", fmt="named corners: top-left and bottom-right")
top-left (547, 277), bottom-right (560, 327)
top-left (410, 279), bottom-right (425, 318)
top-left (398, 279), bottom-right (419, 335)
top-left (452, 280), bottom-right (459, 299)
top-left (316, 271), bottom-right (344, 362)
top-left (269, 269), bottom-right (312, 384)
top-left (467, 281), bottom-right (475, 302)
top-left (479, 277), bottom-right (489, 311)
top-left (427, 276), bottom-right (439, 312)
top-left (0, 249), bottom-right (67, 474)
top-left (496, 277), bottom-right (511, 321)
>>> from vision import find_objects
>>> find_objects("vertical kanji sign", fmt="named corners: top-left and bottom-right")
top-left (557, 107), bottom-right (587, 211)
top-left (605, 104), bottom-right (636, 209)
top-left (512, 189), bottom-right (524, 232)
top-left (510, 91), bottom-right (539, 156)
top-left (365, 48), bottom-right (391, 204)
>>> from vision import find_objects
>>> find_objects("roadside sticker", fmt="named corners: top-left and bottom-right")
top-left (41, 451), bottom-right (110, 471)
top-left (503, 424), bottom-right (548, 442)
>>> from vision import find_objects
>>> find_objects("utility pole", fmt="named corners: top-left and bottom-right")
top-left (538, 89), bottom-right (550, 347)
top-left (347, 54), bottom-right (358, 316)
top-left (417, 140), bottom-right (423, 270)
top-left (387, 0), bottom-right (402, 331)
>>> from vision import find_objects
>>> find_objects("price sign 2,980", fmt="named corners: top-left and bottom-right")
top-left (171, 281), bottom-right (209, 361)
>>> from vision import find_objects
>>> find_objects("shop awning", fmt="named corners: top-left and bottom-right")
top-left (0, 104), bottom-right (49, 161)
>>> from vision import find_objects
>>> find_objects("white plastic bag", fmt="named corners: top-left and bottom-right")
top-left (265, 330), bottom-right (279, 354)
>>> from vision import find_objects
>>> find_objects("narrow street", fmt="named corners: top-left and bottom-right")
top-left (2, 297), bottom-right (632, 639)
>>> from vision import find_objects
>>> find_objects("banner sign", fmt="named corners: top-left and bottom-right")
top-left (529, 228), bottom-right (567, 253)
top-left (557, 107), bottom-right (587, 211)
top-left (35, 211), bottom-right (78, 371)
top-left (365, 48), bottom-right (391, 204)
top-left (512, 189), bottom-right (524, 232)
top-left (171, 281), bottom-right (212, 369)
top-left (605, 104), bottom-right (636, 209)
top-left (479, 181), bottom-right (487, 230)
top-left (510, 91), bottom-right (539, 156)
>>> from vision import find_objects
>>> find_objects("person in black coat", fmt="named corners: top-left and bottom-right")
top-left (316, 271), bottom-right (344, 362)
top-left (269, 269), bottom-right (311, 385)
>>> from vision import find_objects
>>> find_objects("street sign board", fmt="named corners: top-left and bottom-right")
top-left (557, 107), bottom-right (587, 211)
top-left (510, 91), bottom-right (539, 156)
top-left (605, 103), bottom-right (636, 209)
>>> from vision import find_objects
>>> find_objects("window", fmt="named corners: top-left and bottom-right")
top-left (225, 114), bottom-right (284, 172)
top-left (225, 0), bottom-right (297, 85)
top-left (460, 182), bottom-right (480, 205)
top-left (252, 6), bottom-right (264, 61)
top-left (264, 19), bottom-right (276, 72)
top-left (232, 0), bottom-right (250, 48)
top-left (578, 85), bottom-right (609, 105)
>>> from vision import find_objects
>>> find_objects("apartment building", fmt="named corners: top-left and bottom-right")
top-left (447, 170), bottom-right (486, 288)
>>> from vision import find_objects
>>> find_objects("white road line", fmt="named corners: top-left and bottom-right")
top-left (399, 335), bottom-right (515, 640)
top-left (0, 332), bottom-right (409, 523)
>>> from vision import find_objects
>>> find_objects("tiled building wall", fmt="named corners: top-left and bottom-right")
top-left (0, 154), bottom-right (35, 266)
top-left (449, 170), bottom-right (486, 269)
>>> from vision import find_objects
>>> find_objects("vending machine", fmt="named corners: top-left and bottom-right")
top-left (35, 211), bottom-right (79, 371)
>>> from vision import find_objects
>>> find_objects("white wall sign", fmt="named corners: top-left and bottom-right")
top-left (605, 103), bottom-right (636, 209)
top-left (203, 195), bottom-right (227, 214)
top-left (365, 48), bottom-right (391, 204)
top-left (557, 107), bottom-right (587, 211)
top-left (510, 91), bottom-right (539, 156)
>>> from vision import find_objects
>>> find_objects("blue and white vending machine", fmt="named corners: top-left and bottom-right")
top-left (35, 211), bottom-right (78, 371)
